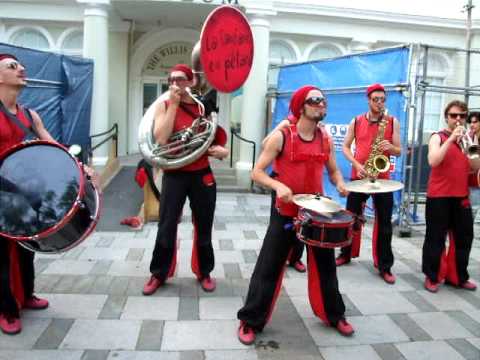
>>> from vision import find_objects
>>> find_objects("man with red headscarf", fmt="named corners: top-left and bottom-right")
top-left (237, 85), bottom-right (354, 345)
top-left (336, 83), bottom-right (402, 285)
top-left (143, 64), bottom-right (229, 295)
top-left (0, 54), bottom-right (52, 334)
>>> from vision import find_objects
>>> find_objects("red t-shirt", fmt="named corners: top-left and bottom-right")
top-left (274, 124), bottom-right (330, 217)
top-left (351, 113), bottom-right (394, 180)
top-left (427, 130), bottom-right (469, 197)
top-left (0, 106), bottom-right (32, 156)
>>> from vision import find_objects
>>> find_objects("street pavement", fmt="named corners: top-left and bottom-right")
top-left (0, 192), bottom-right (479, 360)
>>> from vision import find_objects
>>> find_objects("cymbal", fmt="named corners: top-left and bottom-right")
top-left (292, 194), bottom-right (343, 213)
top-left (344, 179), bottom-right (404, 194)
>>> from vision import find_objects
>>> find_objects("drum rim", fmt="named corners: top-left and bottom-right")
top-left (297, 208), bottom-right (355, 227)
top-left (0, 140), bottom-right (87, 241)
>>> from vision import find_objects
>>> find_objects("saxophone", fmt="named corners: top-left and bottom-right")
top-left (363, 110), bottom-right (390, 180)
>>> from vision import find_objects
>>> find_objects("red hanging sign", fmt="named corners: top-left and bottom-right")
top-left (200, 6), bottom-right (254, 93)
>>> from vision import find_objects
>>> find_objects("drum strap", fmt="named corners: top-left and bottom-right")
top-left (0, 101), bottom-right (38, 140)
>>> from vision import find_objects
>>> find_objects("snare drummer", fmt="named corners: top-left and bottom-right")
top-left (237, 86), bottom-right (354, 345)
top-left (467, 111), bottom-right (480, 221)
top-left (336, 84), bottom-right (402, 285)
top-left (0, 53), bottom-right (52, 334)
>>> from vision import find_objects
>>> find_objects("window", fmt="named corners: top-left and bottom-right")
top-left (61, 31), bottom-right (83, 55)
top-left (268, 40), bottom-right (297, 89)
top-left (308, 44), bottom-right (341, 61)
top-left (10, 29), bottom-right (49, 50)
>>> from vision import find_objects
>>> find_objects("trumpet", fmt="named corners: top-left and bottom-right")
top-left (456, 122), bottom-right (480, 171)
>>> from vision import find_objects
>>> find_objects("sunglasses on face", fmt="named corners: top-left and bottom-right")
top-left (304, 96), bottom-right (326, 106)
top-left (5, 61), bottom-right (24, 71)
top-left (448, 112), bottom-right (467, 119)
top-left (168, 76), bottom-right (188, 85)
top-left (371, 96), bottom-right (386, 103)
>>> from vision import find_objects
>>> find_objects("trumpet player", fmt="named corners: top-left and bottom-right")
top-left (467, 111), bottom-right (480, 221)
top-left (336, 84), bottom-right (402, 285)
top-left (422, 100), bottom-right (476, 293)
top-left (143, 64), bottom-right (229, 296)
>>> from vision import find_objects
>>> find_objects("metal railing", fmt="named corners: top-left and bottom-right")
top-left (89, 123), bottom-right (118, 160)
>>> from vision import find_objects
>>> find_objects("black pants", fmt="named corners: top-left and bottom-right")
top-left (270, 190), bottom-right (304, 264)
top-left (423, 197), bottom-right (473, 284)
top-left (340, 191), bottom-right (394, 273)
top-left (0, 238), bottom-right (35, 317)
top-left (238, 209), bottom-right (345, 331)
top-left (150, 167), bottom-right (216, 281)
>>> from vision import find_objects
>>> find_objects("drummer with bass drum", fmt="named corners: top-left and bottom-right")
top-left (0, 53), bottom-right (98, 335)
top-left (237, 85), bottom-right (354, 346)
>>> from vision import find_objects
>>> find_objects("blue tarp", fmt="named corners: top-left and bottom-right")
top-left (0, 43), bottom-right (93, 149)
top-left (272, 46), bottom-right (411, 217)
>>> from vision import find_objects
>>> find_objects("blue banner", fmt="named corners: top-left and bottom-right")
top-left (272, 46), bottom-right (411, 217)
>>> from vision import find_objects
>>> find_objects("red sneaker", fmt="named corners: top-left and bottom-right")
top-left (290, 260), bottom-right (306, 273)
top-left (335, 319), bottom-right (354, 337)
top-left (24, 295), bottom-right (49, 310)
top-left (237, 322), bottom-right (256, 345)
top-left (335, 255), bottom-right (350, 267)
top-left (380, 271), bottom-right (396, 285)
top-left (142, 275), bottom-right (163, 296)
top-left (199, 276), bottom-right (216, 292)
top-left (461, 280), bottom-right (477, 291)
top-left (424, 277), bottom-right (439, 293)
top-left (0, 314), bottom-right (22, 335)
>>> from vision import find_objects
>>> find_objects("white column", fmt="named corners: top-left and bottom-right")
top-left (78, 0), bottom-right (110, 165)
top-left (217, 92), bottom-right (231, 135)
top-left (236, 13), bottom-right (272, 188)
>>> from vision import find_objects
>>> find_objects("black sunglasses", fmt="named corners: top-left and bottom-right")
top-left (168, 76), bottom-right (188, 84)
top-left (448, 112), bottom-right (467, 119)
top-left (304, 96), bottom-right (326, 106)
top-left (371, 96), bottom-right (386, 103)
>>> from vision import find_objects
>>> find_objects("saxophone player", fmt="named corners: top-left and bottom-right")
top-left (336, 84), bottom-right (402, 285)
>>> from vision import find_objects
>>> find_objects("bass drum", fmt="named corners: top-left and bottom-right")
top-left (0, 140), bottom-right (101, 253)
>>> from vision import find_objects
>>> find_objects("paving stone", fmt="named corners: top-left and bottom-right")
top-left (89, 275), bottom-right (115, 294)
top-left (399, 291), bottom-right (438, 312)
top-left (397, 273), bottom-right (425, 290)
top-left (33, 319), bottom-right (74, 349)
top-left (60, 320), bottom-right (141, 350)
top-left (121, 296), bottom-right (179, 320)
top-left (214, 222), bottom-right (227, 231)
top-left (198, 278), bottom-right (234, 297)
top-left (219, 239), bottom-right (234, 250)
top-left (199, 297), bottom-right (243, 320)
top-left (0, 318), bottom-right (51, 349)
top-left (126, 248), bottom-right (145, 261)
top-left (445, 311), bottom-right (480, 337)
top-left (319, 345), bottom-right (381, 360)
top-left (107, 351), bottom-right (180, 360)
top-left (224, 263), bottom-right (242, 279)
top-left (243, 230), bottom-right (258, 240)
top-left (179, 351), bottom-right (204, 360)
top-left (80, 248), bottom-right (129, 261)
top-left (108, 276), bottom-right (131, 295)
top-left (23, 294), bottom-right (107, 320)
top-left (446, 339), bottom-right (480, 360)
top-left (178, 296), bottom-right (199, 321)
top-left (35, 274), bottom-right (62, 293)
top-left (408, 312), bottom-right (475, 339)
top-left (348, 291), bottom-right (419, 315)
top-left (454, 290), bottom-right (480, 310)
top-left (467, 337), bottom-right (480, 351)
top-left (371, 344), bottom-right (405, 360)
top-left (388, 314), bottom-right (432, 341)
top-left (304, 315), bottom-right (409, 347)
top-left (81, 350), bottom-right (110, 360)
top-left (34, 258), bottom-right (57, 274)
top-left (161, 320), bottom-right (248, 350)
top-left (43, 260), bottom-right (96, 275)
top-left (418, 289), bottom-right (478, 312)
top-left (99, 295), bottom-right (127, 319)
top-left (61, 246), bottom-right (86, 260)
top-left (108, 261), bottom-right (147, 277)
top-left (89, 260), bottom-right (113, 275)
top-left (135, 320), bottom-right (164, 351)
top-left (70, 275), bottom-right (97, 294)
top-left (126, 277), bottom-right (149, 296)
top-left (395, 340), bottom-right (464, 360)
top-left (0, 350), bottom-right (83, 360)
top-left (205, 350), bottom-right (258, 360)
top-left (96, 236), bottom-right (115, 247)
top-left (241, 250), bottom-right (258, 263)
top-left (52, 276), bottom-right (78, 293)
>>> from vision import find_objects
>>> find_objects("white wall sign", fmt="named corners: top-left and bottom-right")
top-left (143, 41), bottom-right (194, 77)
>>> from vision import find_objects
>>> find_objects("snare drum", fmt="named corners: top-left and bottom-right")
top-left (295, 207), bottom-right (354, 248)
top-left (0, 140), bottom-right (101, 253)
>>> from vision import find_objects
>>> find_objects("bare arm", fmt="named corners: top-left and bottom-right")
top-left (342, 118), bottom-right (366, 178)
top-left (30, 110), bottom-right (55, 142)
top-left (325, 135), bottom-right (348, 196)
top-left (252, 130), bottom-right (294, 203)
top-left (262, 119), bottom-right (290, 148)
top-left (153, 87), bottom-right (183, 145)
top-left (378, 117), bottom-right (402, 156)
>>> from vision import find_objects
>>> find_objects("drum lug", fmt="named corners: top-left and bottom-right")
top-left (76, 200), bottom-right (86, 209)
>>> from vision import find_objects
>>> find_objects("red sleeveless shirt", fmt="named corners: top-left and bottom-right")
top-left (274, 124), bottom-right (330, 217)
top-left (351, 113), bottom-right (394, 180)
top-left (427, 130), bottom-right (469, 197)
top-left (0, 106), bottom-right (32, 156)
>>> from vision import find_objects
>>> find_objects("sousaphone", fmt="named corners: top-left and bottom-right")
top-left (138, 5), bottom-right (254, 169)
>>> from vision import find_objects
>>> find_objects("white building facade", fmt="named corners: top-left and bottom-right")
top-left (1, 0), bottom-right (479, 182)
